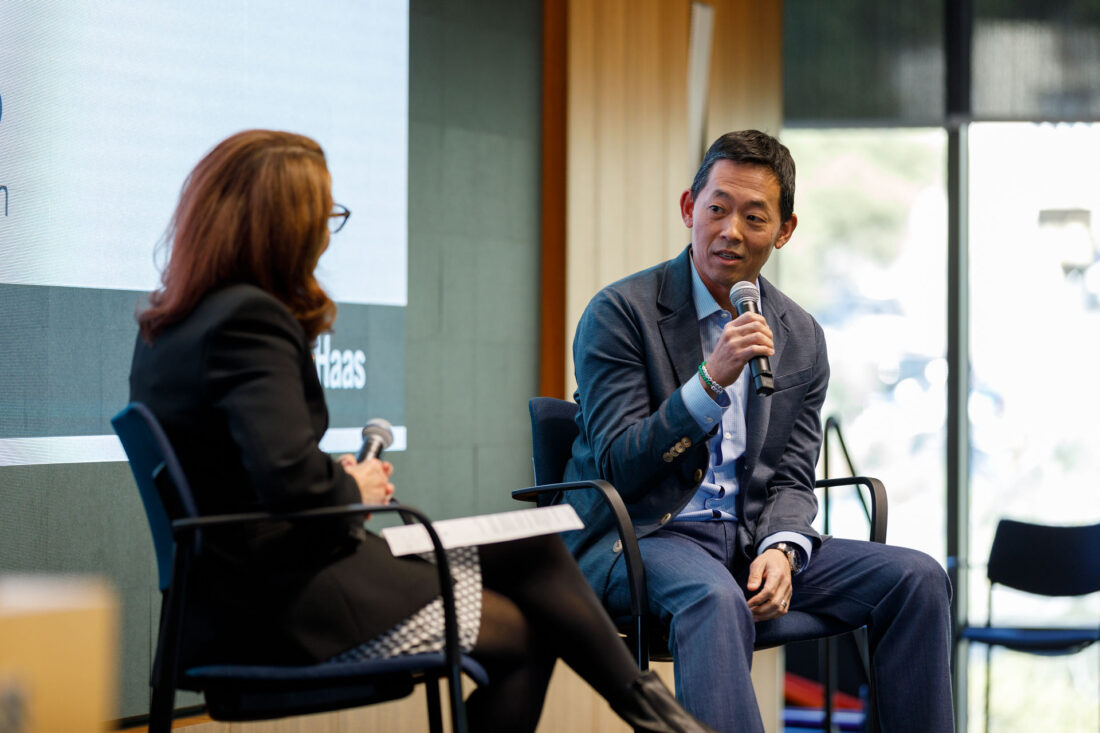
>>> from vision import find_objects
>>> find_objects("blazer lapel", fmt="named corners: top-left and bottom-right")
top-left (657, 248), bottom-right (704, 385)
top-left (743, 278), bottom-right (789, 477)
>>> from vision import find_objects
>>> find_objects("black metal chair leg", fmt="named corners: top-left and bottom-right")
top-left (147, 684), bottom-right (175, 733)
top-left (426, 675), bottom-right (444, 733)
top-left (823, 636), bottom-right (837, 732)
top-left (850, 627), bottom-right (879, 733)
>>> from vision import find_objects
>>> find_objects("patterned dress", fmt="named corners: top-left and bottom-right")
top-left (328, 547), bottom-right (482, 661)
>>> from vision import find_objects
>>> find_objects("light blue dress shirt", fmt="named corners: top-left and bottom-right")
top-left (675, 260), bottom-right (813, 571)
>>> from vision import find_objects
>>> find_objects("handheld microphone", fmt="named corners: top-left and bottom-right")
top-left (729, 281), bottom-right (774, 396)
top-left (357, 418), bottom-right (394, 462)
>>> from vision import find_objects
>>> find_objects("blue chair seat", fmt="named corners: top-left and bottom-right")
top-left (186, 653), bottom-right (489, 685)
top-left (625, 610), bottom-right (861, 652)
top-left (184, 654), bottom-right (489, 721)
top-left (959, 626), bottom-right (1099, 655)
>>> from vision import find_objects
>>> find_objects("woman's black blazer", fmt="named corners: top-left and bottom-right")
top-left (129, 284), bottom-right (438, 665)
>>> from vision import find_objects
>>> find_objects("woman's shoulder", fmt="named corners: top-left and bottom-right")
top-left (200, 283), bottom-right (286, 314)
top-left (195, 284), bottom-right (302, 337)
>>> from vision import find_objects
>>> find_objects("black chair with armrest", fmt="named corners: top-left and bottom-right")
top-left (112, 402), bottom-right (486, 733)
top-left (958, 518), bottom-right (1100, 733)
top-left (513, 396), bottom-right (888, 732)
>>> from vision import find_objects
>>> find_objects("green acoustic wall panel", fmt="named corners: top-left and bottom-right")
top-left (393, 0), bottom-right (541, 518)
top-left (0, 462), bottom-right (158, 714)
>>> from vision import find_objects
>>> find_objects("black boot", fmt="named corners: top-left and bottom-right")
top-left (610, 671), bottom-right (720, 733)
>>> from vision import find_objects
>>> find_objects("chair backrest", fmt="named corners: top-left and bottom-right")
top-left (987, 518), bottom-right (1100, 597)
top-left (528, 397), bottom-right (579, 486)
top-left (112, 403), bottom-right (201, 592)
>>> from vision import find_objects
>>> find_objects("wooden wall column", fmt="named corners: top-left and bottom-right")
top-left (540, 0), bottom-right (783, 398)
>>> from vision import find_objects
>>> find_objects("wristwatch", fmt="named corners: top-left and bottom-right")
top-left (768, 542), bottom-right (803, 574)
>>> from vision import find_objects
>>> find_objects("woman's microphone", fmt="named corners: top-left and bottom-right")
top-left (356, 418), bottom-right (394, 462)
top-left (357, 418), bottom-right (398, 505)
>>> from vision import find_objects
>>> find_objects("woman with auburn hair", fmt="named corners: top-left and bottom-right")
top-left (139, 129), bottom-right (336, 342)
top-left (129, 129), bottom-right (715, 733)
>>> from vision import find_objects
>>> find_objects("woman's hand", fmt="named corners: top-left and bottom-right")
top-left (339, 454), bottom-right (395, 506)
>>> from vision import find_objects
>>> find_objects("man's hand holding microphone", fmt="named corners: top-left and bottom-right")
top-left (701, 281), bottom-right (776, 398)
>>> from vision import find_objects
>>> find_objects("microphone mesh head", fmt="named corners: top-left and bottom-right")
top-left (362, 417), bottom-right (394, 449)
top-left (729, 280), bottom-right (759, 307)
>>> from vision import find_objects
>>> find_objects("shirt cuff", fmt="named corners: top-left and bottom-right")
top-left (757, 531), bottom-right (813, 574)
top-left (681, 373), bottom-right (729, 432)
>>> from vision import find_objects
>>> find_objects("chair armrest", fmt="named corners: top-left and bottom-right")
top-left (512, 481), bottom-right (649, 666)
top-left (171, 503), bottom-right (396, 532)
top-left (814, 476), bottom-right (888, 544)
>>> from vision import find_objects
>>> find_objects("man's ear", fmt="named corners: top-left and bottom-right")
top-left (680, 189), bottom-right (695, 228)
top-left (774, 213), bottom-right (798, 250)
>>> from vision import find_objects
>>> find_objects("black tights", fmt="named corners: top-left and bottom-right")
top-left (463, 534), bottom-right (639, 732)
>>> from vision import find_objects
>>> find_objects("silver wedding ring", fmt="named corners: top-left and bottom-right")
top-left (780, 599), bottom-right (788, 609)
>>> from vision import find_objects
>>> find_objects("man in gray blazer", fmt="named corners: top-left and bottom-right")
top-left (562, 130), bottom-right (953, 732)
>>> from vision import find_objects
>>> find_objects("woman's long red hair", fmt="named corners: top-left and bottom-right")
top-left (139, 129), bottom-right (336, 342)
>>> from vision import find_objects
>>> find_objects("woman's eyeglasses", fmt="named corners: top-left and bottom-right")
top-left (329, 204), bottom-right (351, 234)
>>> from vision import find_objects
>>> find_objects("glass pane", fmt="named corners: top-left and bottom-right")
top-left (784, 0), bottom-right (945, 123)
top-left (973, 0), bottom-right (1100, 119)
top-left (777, 128), bottom-right (948, 562)
top-left (968, 121), bottom-right (1100, 732)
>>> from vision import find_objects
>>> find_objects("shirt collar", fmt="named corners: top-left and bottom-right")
top-left (688, 252), bottom-right (762, 322)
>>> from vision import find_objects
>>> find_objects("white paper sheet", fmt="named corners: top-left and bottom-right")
top-left (381, 504), bottom-right (584, 557)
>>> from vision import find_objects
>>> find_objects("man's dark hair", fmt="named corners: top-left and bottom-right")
top-left (690, 130), bottom-right (796, 222)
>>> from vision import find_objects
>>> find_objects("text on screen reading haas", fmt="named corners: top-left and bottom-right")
top-left (313, 334), bottom-right (365, 389)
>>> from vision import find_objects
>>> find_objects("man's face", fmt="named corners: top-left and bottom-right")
top-left (681, 159), bottom-right (797, 309)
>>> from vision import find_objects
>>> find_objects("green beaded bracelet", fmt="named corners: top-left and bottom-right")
top-left (697, 362), bottom-right (724, 394)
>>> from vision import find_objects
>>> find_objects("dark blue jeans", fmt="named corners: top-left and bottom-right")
top-left (604, 521), bottom-right (954, 732)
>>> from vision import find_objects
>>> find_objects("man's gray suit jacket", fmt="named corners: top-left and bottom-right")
top-left (561, 246), bottom-right (830, 597)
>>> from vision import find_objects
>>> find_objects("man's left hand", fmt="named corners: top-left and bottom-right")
top-left (745, 548), bottom-right (793, 621)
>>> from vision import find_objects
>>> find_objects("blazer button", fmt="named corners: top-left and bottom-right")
top-left (693, 469), bottom-right (704, 483)
top-left (612, 539), bottom-right (623, 553)
top-left (660, 513), bottom-right (672, 525)
top-left (680, 437), bottom-right (692, 448)
top-left (662, 452), bottom-right (674, 463)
